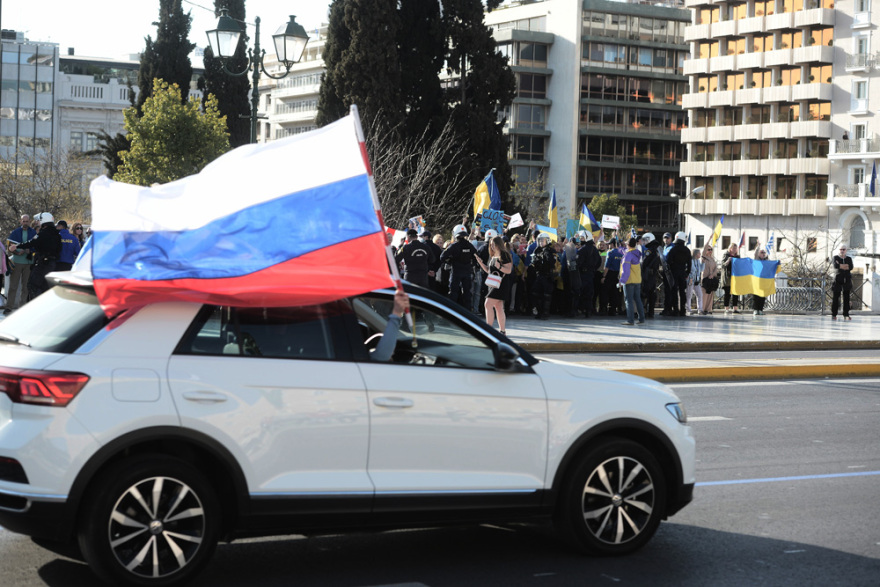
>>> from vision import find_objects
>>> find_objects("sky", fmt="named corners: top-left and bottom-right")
top-left (3, 0), bottom-right (332, 60)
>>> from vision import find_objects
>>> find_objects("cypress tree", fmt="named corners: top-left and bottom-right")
top-left (137, 0), bottom-right (196, 110)
top-left (397, 0), bottom-right (445, 138)
top-left (315, 0), bottom-right (350, 127)
top-left (199, 0), bottom-right (251, 148)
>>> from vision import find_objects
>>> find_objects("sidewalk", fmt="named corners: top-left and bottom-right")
top-left (504, 311), bottom-right (880, 382)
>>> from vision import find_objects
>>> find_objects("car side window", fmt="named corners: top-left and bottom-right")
top-left (353, 294), bottom-right (496, 370)
top-left (176, 301), bottom-right (352, 360)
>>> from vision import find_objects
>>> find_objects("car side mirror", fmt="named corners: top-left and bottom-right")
top-left (494, 342), bottom-right (521, 372)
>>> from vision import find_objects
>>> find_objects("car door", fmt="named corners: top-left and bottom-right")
top-left (353, 292), bottom-right (548, 504)
top-left (167, 301), bottom-right (373, 504)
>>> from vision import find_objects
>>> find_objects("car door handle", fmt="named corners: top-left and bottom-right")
top-left (182, 391), bottom-right (228, 404)
top-left (373, 397), bottom-right (414, 409)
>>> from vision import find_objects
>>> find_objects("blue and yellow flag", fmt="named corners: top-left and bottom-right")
top-left (535, 224), bottom-right (558, 242)
top-left (710, 214), bottom-right (724, 247)
top-left (731, 258), bottom-right (780, 297)
top-left (548, 187), bottom-right (558, 230)
top-left (473, 170), bottom-right (500, 218)
top-left (579, 204), bottom-right (601, 239)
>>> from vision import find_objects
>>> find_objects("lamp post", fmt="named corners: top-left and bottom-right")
top-left (207, 9), bottom-right (309, 144)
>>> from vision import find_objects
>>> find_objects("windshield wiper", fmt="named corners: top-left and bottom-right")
top-left (0, 333), bottom-right (31, 347)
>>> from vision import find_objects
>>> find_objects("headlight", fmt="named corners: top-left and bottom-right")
top-left (666, 402), bottom-right (687, 424)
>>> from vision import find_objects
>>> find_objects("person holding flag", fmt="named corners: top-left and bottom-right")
top-left (579, 203), bottom-right (601, 240)
top-left (720, 243), bottom-right (741, 313)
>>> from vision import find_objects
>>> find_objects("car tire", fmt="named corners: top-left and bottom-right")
top-left (555, 437), bottom-right (666, 556)
top-left (77, 455), bottom-right (221, 586)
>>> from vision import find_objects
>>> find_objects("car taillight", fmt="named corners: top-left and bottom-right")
top-left (0, 368), bottom-right (90, 407)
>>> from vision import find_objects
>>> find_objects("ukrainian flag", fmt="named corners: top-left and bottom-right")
top-left (579, 204), bottom-right (601, 239)
top-left (710, 214), bottom-right (724, 247)
top-left (548, 187), bottom-right (558, 230)
top-left (535, 224), bottom-right (558, 242)
top-left (473, 170), bottom-right (500, 218)
top-left (731, 258), bottom-right (781, 297)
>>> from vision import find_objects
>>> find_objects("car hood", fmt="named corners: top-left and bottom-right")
top-left (533, 356), bottom-right (681, 402)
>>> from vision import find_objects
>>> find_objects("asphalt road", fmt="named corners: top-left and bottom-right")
top-left (2, 377), bottom-right (879, 586)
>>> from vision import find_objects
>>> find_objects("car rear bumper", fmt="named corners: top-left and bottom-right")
top-left (0, 493), bottom-right (75, 542)
top-left (667, 482), bottom-right (694, 517)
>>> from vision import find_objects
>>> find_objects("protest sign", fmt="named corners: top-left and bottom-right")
top-left (601, 214), bottom-right (620, 230)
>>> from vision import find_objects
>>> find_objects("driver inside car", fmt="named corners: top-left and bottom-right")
top-left (370, 288), bottom-right (409, 362)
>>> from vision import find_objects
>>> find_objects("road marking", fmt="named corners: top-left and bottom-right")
top-left (697, 470), bottom-right (880, 487)
top-left (784, 550), bottom-right (806, 554)
top-left (689, 416), bottom-right (731, 421)
top-left (671, 378), bottom-right (880, 388)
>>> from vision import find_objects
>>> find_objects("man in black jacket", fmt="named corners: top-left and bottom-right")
top-left (640, 233), bottom-right (661, 318)
top-left (530, 234), bottom-right (557, 320)
top-left (421, 230), bottom-right (444, 295)
top-left (831, 245), bottom-right (854, 320)
top-left (9, 212), bottom-right (62, 302)
top-left (665, 231), bottom-right (692, 317)
top-left (439, 225), bottom-right (477, 308)
top-left (576, 232), bottom-right (601, 317)
top-left (395, 229), bottom-right (435, 288)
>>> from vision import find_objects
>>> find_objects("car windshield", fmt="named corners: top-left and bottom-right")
top-left (0, 286), bottom-right (108, 352)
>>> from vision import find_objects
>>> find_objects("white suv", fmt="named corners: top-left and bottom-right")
top-left (0, 275), bottom-right (694, 585)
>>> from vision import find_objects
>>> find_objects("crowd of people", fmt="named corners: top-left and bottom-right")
top-left (2, 213), bottom-right (84, 315)
top-left (392, 222), bottom-right (857, 328)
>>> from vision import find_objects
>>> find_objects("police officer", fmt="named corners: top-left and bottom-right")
top-left (9, 212), bottom-right (62, 301)
top-left (395, 228), bottom-right (435, 288)
top-left (439, 224), bottom-right (477, 308)
top-left (530, 233), bottom-right (557, 320)
top-left (55, 220), bottom-right (82, 271)
top-left (665, 231), bottom-right (692, 317)
top-left (576, 231), bottom-right (601, 317)
top-left (420, 229), bottom-right (444, 294)
top-left (640, 233), bottom-right (661, 318)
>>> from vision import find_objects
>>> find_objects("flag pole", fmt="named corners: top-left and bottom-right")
top-left (350, 105), bottom-right (416, 341)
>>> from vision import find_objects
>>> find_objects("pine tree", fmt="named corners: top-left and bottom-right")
top-left (199, 0), bottom-right (251, 148)
top-left (137, 0), bottom-right (196, 110)
top-left (397, 0), bottom-right (445, 137)
top-left (315, 0), bottom-right (350, 127)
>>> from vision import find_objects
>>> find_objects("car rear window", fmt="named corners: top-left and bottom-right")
top-left (0, 286), bottom-right (108, 353)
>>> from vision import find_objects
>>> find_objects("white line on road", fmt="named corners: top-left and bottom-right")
top-left (671, 378), bottom-right (880, 389)
top-left (689, 416), bottom-right (732, 421)
top-left (697, 470), bottom-right (880, 487)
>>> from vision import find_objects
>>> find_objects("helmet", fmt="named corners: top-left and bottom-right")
top-left (663, 232), bottom-right (672, 239)
top-left (675, 231), bottom-right (687, 242)
top-left (484, 229), bottom-right (498, 240)
top-left (570, 233), bottom-right (580, 244)
top-left (452, 224), bottom-right (467, 238)
top-left (37, 212), bottom-right (54, 225)
top-left (537, 233), bottom-right (551, 245)
top-left (641, 233), bottom-right (655, 244)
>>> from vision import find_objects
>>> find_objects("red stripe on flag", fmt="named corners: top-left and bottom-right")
top-left (359, 142), bottom-right (373, 176)
top-left (94, 232), bottom-right (393, 316)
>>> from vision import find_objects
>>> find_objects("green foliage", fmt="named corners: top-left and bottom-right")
top-left (115, 80), bottom-right (230, 186)
top-left (587, 194), bottom-right (638, 238)
top-left (137, 0), bottom-right (196, 110)
top-left (397, 0), bottom-right (445, 137)
top-left (199, 0), bottom-right (250, 148)
top-left (88, 130), bottom-right (129, 179)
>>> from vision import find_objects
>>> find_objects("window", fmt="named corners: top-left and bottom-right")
top-left (517, 73), bottom-right (547, 99)
top-left (807, 237), bottom-right (817, 253)
top-left (353, 295), bottom-right (497, 370)
top-left (176, 302), bottom-right (348, 360)
top-left (722, 236), bottom-right (731, 250)
top-left (850, 216), bottom-right (866, 249)
top-left (515, 104), bottom-right (545, 129)
top-left (852, 166), bottom-right (866, 184)
top-left (70, 131), bottom-right (84, 152)
top-left (748, 237), bottom-right (759, 251)
top-left (853, 124), bottom-right (867, 140)
top-left (696, 235), bottom-right (705, 249)
top-left (513, 136), bottom-right (545, 161)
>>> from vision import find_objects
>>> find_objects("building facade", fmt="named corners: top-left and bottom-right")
top-left (681, 0), bottom-right (878, 311)
top-left (487, 0), bottom-right (689, 233)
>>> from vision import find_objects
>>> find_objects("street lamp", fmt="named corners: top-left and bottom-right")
top-left (206, 10), bottom-right (309, 144)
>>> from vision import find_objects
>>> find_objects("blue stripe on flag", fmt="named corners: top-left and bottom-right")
top-left (731, 258), bottom-right (779, 280)
top-left (93, 174), bottom-right (378, 281)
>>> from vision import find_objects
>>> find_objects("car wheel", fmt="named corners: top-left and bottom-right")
top-left (77, 456), bottom-right (220, 586)
top-left (556, 437), bottom-right (666, 556)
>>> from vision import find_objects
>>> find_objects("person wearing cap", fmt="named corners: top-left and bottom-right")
top-left (576, 231), bottom-right (601, 317)
top-left (54, 220), bottom-right (81, 272)
top-left (395, 228), bottom-right (435, 289)
top-left (530, 233), bottom-right (556, 320)
top-left (439, 225), bottom-right (477, 308)
top-left (640, 233), bottom-right (661, 318)
top-left (8, 213), bottom-right (61, 302)
top-left (665, 231), bottom-right (692, 317)
top-left (659, 232), bottom-right (674, 316)
top-left (831, 244), bottom-right (854, 321)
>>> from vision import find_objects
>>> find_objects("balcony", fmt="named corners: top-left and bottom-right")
top-left (684, 23), bottom-right (711, 42)
top-left (853, 11), bottom-right (872, 28)
top-left (711, 20), bottom-right (737, 38)
top-left (710, 55), bottom-right (736, 73)
top-left (762, 121), bottom-right (790, 139)
top-left (736, 52), bottom-right (764, 69)
top-left (681, 127), bottom-right (707, 143)
top-left (757, 200), bottom-right (787, 215)
top-left (735, 87), bottom-right (762, 105)
top-left (766, 12), bottom-right (795, 31)
top-left (785, 199), bottom-right (827, 217)
top-left (734, 123), bottom-right (762, 141)
top-left (679, 161), bottom-right (706, 177)
top-left (682, 92), bottom-right (710, 109)
top-left (764, 48), bottom-right (792, 68)
top-left (846, 53), bottom-right (875, 72)
top-left (708, 125), bottom-right (735, 141)
top-left (828, 183), bottom-right (880, 211)
top-left (706, 160), bottom-right (733, 176)
top-left (763, 85), bottom-right (792, 103)
top-left (704, 199), bottom-right (730, 215)
top-left (793, 44), bottom-right (834, 65)
top-left (709, 89), bottom-right (735, 107)
top-left (794, 8), bottom-right (835, 28)
top-left (828, 138), bottom-right (880, 159)
top-left (792, 82), bottom-right (833, 101)
top-left (734, 200), bottom-right (758, 215)
top-left (760, 158), bottom-right (789, 175)
top-left (733, 159), bottom-right (760, 175)
top-left (683, 58), bottom-right (710, 76)
top-left (790, 120), bottom-right (832, 138)
top-left (789, 157), bottom-right (830, 175)
top-left (738, 16), bottom-right (765, 35)
top-left (59, 78), bottom-right (139, 106)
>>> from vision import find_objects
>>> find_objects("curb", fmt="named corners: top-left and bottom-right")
top-left (519, 340), bottom-right (880, 354)
top-left (615, 363), bottom-right (880, 383)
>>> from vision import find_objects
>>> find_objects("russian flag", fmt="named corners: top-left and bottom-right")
top-left (730, 258), bottom-right (780, 297)
top-left (89, 112), bottom-right (393, 316)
